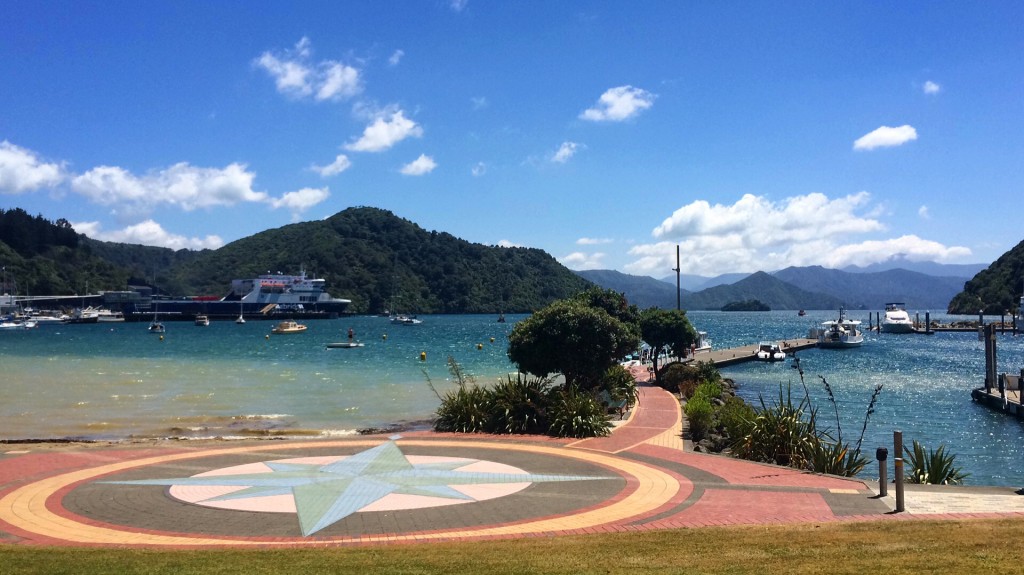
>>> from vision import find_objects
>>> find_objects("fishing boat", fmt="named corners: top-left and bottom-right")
top-left (813, 308), bottom-right (863, 348)
top-left (270, 320), bottom-right (307, 334)
top-left (755, 341), bottom-right (787, 362)
top-left (880, 302), bottom-right (914, 334)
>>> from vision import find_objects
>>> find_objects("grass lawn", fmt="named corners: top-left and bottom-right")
top-left (3, 518), bottom-right (1022, 574)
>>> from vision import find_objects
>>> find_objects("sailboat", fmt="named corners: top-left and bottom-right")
top-left (148, 306), bottom-right (165, 334)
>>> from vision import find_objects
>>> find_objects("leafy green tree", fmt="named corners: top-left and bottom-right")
top-left (571, 287), bottom-right (639, 326)
top-left (639, 307), bottom-right (698, 384)
top-left (508, 299), bottom-right (640, 389)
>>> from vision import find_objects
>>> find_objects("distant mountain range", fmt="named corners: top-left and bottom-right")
top-left (579, 262), bottom-right (978, 311)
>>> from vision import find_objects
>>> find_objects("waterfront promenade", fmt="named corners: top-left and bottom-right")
top-left (1, 379), bottom-right (1022, 547)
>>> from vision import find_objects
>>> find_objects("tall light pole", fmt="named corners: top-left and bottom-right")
top-left (672, 245), bottom-right (681, 311)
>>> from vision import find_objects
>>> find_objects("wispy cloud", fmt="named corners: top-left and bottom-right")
top-left (551, 141), bottom-right (583, 163)
top-left (254, 37), bottom-right (362, 102)
top-left (0, 140), bottom-right (66, 194)
top-left (345, 109), bottom-right (423, 152)
top-left (918, 205), bottom-right (931, 219)
top-left (400, 154), bottom-right (437, 175)
top-left (388, 49), bottom-right (404, 66)
top-left (471, 96), bottom-right (488, 110)
top-left (561, 251), bottom-right (606, 270)
top-left (449, 0), bottom-right (468, 12)
top-left (923, 80), bottom-right (941, 94)
top-left (72, 219), bottom-right (224, 250)
top-left (471, 162), bottom-right (487, 177)
top-left (577, 237), bottom-right (613, 245)
top-left (270, 187), bottom-right (330, 219)
top-left (579, 85), bottom-right (655, 122)
top-left (311, 154), bottom-right (352, 177)
top-left (853, 125), bottom-right (918, 151)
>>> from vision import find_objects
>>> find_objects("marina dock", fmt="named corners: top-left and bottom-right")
top-left (971, 323), bottom-right (1024, 420)
top-left (694, 338), bottom-right (818, 368)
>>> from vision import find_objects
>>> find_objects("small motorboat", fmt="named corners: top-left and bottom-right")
top-left (148, 321), bottom-right (165, 334)
top-left (755, 341), bottom-right (787, 362)
top-left (326, 341), bottom-right (365, 349)
top-left (194, 315), bottom-right (210, 326)
top-left (271, 320), bottom-right (307, 334)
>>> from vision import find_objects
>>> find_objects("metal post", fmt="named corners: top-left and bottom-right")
top-left (925, 311), bottom-right (930, 334)
top-left (893, 430), bottom-right (904, 512)
top-left (876, 447), bottom-right (888, 497)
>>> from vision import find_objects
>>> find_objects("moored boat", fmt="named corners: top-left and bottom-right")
top-left (881, 302), bottom-right (914, 334)
top-left (812, 307), bottom-right (863, 348)
top-left (194, 315), bottom-right (210, 326)
top-left (271, 320), bottom-right (307, 334)
top-left (755, 341), bottom-right (787, 362)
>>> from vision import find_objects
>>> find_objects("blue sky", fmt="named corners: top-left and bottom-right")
top-left (1, 1), bottom-right (1021, 277)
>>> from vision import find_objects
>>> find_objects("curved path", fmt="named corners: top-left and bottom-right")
top-left (1, 383), bottom-right (1021, 547)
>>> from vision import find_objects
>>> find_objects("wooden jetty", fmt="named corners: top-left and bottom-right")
top-left (695, 338), bottom-right (817, 368)
top-left (971, 323), bottom-right (1024, 420)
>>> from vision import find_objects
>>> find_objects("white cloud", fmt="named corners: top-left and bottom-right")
top-left (388, 49), bottom-right (405, 66)
top-left (311, 154), bottom-right (352, 177)
top-left (73, 219), bottom-right (224, 250)
top-left (853, 125), bottom-right (918, 150)
top-left (924, 81), bottom-right (941, 94)
top-left (561, 251), bottom-right (606, 270)
top-left (625, 192), bottom-right (969, 276)
top-left (497, 239), bottom-right (523, 248)
top-left (577, 237), bottom-right (613, 245)
top-left (551, 141), bottom-right (582, 163)
top-left (70, 162), bottom-right (267, 212)
top-left (400, 154), bottom-right (437, 176)
top-left (918, 205), bottom-right (931, 219)
top-left (471, 162), bottom-right (487, 177)
top-left (345, 110), bottom-right (423, 152)
top-left (0, 140), bottom-right (66, 194)
top-left (579, 85), bottom-right (655, 122)
top-left (271, 186), bottom-right (330, 219)
top-left (471, 96), bottom-right (488, 110)
top-left (254, 37), bottom-right (362, 102)
top-left (450, 0), bottom-right (468, 12)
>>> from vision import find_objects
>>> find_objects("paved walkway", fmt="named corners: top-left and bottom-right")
top-left (1, 383), bottom-right (1022, 547)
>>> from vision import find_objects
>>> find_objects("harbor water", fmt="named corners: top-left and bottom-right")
top-left (1, 310), bottom-right (1022, 487)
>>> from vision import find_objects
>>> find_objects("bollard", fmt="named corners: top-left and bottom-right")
top-left (876, 447), bottom-right (888, 497)
top-left (893, 430), bottom-right (905, 513)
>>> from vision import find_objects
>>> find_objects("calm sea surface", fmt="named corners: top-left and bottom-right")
top-left (1, 310), bottom-right (1022, 486)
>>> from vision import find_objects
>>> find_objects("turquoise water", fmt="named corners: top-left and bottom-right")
top-left (1, 310), bottom-right (1022, 486)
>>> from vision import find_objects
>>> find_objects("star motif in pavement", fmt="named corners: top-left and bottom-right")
top-left (104, 438), bottom-right (612, 536)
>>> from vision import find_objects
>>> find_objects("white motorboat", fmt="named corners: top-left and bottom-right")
top-left (813, 308), bottom-right (863, 348)
top-left (194, 315), bottom-right (210, 326)
top-left (390, 314), bottom-right (422, 325)
top-left (0, 318), bottom-right (37, 330)
top-left (755, 341), bottom-right (787, 362)
top-left (694, 331), bottom-right (711, 353)
top-left (326, 341), bottom-right (364, 349)
top-left (880, 302), bottom-right (914, 334)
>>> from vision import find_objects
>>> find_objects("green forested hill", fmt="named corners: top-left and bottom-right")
top-left (947, 239), bottom-right (1024, 314)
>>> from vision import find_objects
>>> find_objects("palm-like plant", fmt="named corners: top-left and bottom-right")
top-left (904, 440), bottom-right (970, 485)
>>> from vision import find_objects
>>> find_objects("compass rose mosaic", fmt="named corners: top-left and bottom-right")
top-left (104, 438), bottom-right (613, 536)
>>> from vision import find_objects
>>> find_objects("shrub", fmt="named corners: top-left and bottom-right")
top-left (733, 385), bottom-right (818, 468)
top-left (718, 396), bottom-right (755, 440)
top-left (546, 385), bottom-right (612, 438)
top-left (684, 396), bottom-right (715, 441)
top-left (489, 374), bottom-right (551, 434)
top-left (692, 380), bottom-right (723, 402)
top-left (661, 363), bottom-right (700, 397)
top-left (904, 440), bottom-right (970, 485)
top-left (601, 364), bottom-right (638, 406)
top-left (432, 381), bottom-right (494, 433)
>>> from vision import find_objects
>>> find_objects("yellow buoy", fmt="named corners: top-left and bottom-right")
top-left (382, 333), bottom-right (388, 341)
top-left (489, 337), bottom-right (495, 343)
top-left (159, 335), bottom-right (164, 341)
top-left (265, 334), bottom-right (270, 340)
top-left (420, 351), bottom-right (427, 361)
top-left (477, 343), bottom-right (483, 350)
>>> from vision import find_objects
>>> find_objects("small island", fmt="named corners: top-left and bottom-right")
top-left (721, 299), bottom-right (771, 311)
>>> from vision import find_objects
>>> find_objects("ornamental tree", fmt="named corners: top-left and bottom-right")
top-left (639, 307), bottom-right (698, 384)
top-left (507, 298), bottom-right (641, 389)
